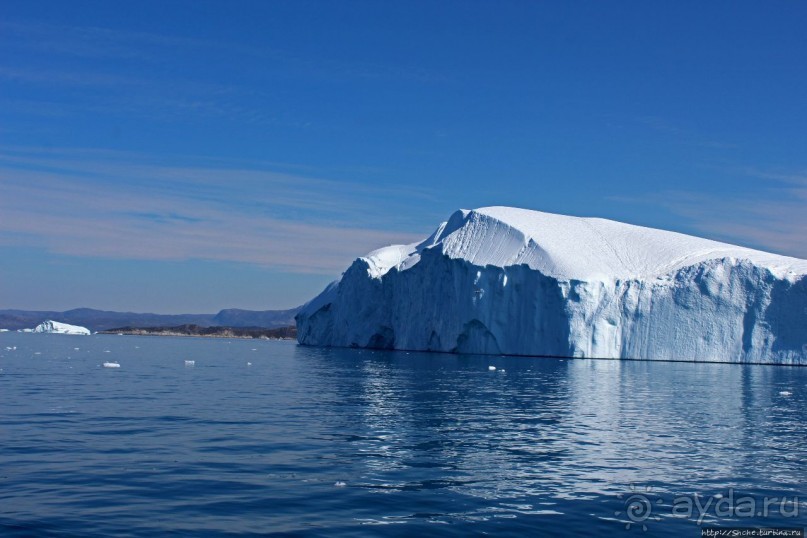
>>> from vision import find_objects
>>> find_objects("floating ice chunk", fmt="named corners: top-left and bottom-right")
top-left (488, 366), bottom-right (496, 371)
top-left (103, 350), bottom-right (111, 353)
top-left (34, 352), bottom-right (41, 355)
top-left (334, 481), bottom-right (347, 487)
top-left (184, 360), bottom-right (195, 366)
top-left (780, 391), bottom-right (793, 396)
top-left (102, 362), bottom-right (120, 368)
top-left (247, 362), bottom-right (252, 366)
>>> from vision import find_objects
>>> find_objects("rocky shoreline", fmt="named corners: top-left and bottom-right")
top-left (100, 324), bottom-right (296, 340)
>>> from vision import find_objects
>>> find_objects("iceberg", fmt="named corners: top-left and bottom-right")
top-left (296, 207), bottom-right (807, 364)
top-left (32, 320), bottom-right (91, 336)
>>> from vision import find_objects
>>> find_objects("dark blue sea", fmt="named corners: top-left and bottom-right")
top-left (0, 333), bottom-right (805, 537)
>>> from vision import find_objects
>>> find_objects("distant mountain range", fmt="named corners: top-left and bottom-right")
top-left (0, 307), bottom-right (300, 332)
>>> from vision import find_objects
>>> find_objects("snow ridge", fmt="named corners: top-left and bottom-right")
top-left (389, 207), bottom-right (807, 281)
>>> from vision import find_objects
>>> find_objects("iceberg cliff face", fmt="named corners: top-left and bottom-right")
top-left (32, 320), bottom-right (91, 335)
top-left (296, 207), bottom-right (807, 364)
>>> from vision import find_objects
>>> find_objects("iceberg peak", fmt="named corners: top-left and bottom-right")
top-left (360, 206), bottom-right (807, 281)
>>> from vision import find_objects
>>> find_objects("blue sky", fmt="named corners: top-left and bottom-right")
top-left (1, 1), bottom-right (806, 313)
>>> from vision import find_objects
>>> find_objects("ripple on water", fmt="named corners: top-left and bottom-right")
top-left (0, 335), bottom-right (806, 536)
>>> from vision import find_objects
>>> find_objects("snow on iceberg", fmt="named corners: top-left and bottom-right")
top-left (296, 207), bottom-right (807, 364)
top-left (32, 320), bottom-right (91, 336)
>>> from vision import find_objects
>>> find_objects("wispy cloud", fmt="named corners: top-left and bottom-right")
top-left (0, 19), bottom-right (289, 127)
top-left (0, 65), bottom-right (144, 87)
top-left (610, 168), bottom-right (807, 259)
top-left (0, 65), bottom-right (280, 127)
top-left (0, 147), bottom-right (435, 273)
top-left (632, 115), bottom-right (738, 150)
top-left (0, 19), bottom-right (288, 64)
top-left (0, 19), bottom-right (438, 130)
top-left (737, 167), bottom-right (807, 185)
top-left (0, 19), bottom-right (443, 84)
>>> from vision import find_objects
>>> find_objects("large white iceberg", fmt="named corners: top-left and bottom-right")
top-left (32, 320), bottom-right (91, 336)
top-left (296, 207), bottom-right (807, 364)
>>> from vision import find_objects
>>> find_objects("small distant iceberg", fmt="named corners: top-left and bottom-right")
top-left (103, 361), bottom-right (120, 368)
top-left (32, 320), bottom-right (91, 336)
top-left (184, 360), bottom-right (195, 366)
top-left (0, 329), bottom-right (9, 332)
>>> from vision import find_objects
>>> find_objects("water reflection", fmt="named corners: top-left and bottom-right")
top-left (356, 356), bottom-right (414, 476)
top-left (300, 346), bottom-right (807, 530)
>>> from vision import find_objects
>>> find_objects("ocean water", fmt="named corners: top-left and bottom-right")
top-left (0, 333), bottom-right (805, 537)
